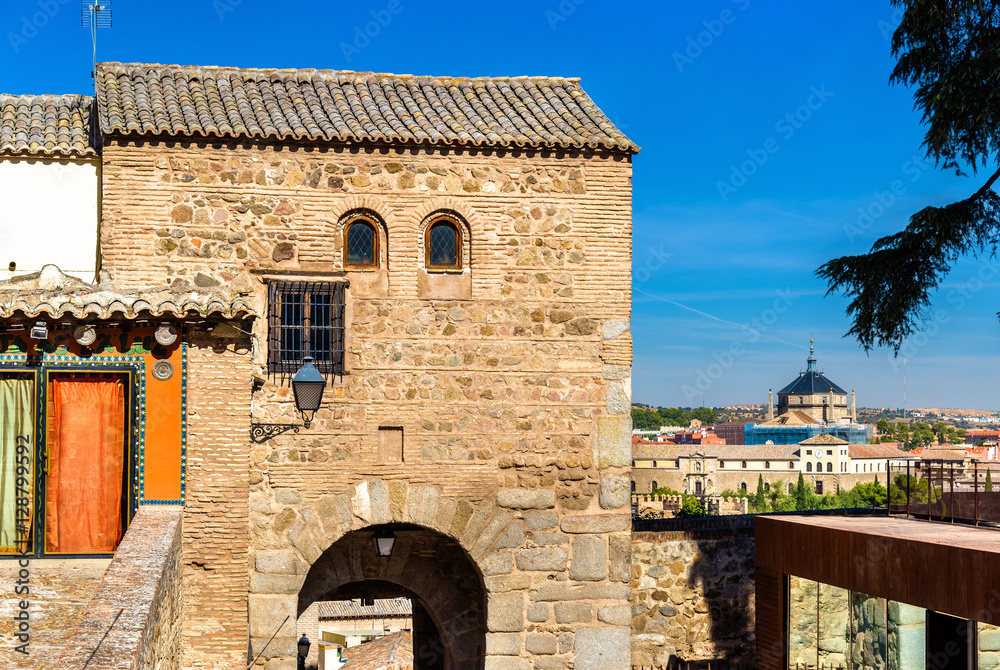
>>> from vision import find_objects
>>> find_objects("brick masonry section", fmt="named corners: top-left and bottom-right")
top-left (182, 330), bottom-right (253, 668)
top-left (56, 505), bottom-right (183, 669)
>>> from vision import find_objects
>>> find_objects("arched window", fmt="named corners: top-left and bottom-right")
top-left (789, 461), bottom-right (794, 468)
top-left (719, 460), bottom-right (725, 468)
top-left (650, 481), bottom-right (658, 492)
top-left (653, 460), bottom-right (657, 468)
top-left (765, 461), bottom-right (771, 469)
top-left (764, 482), bottom-right (770, 491)
top-left (740, 482), bottom-right (747, 492)
top-left (806, 462), bottom-right (813, 472)
top-left (425, 217), bottom-right (462, 270)
top-left (741, 461), bottom-right (747, 468)
top-left (344, 216), bottom-right (379, 268)
top-left (695, 462), bottom-right (702, 472)
top-left (827, 462), bottom-right (833, 473)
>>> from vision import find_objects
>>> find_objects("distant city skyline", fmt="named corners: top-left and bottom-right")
top-left (2, 0), bottom-right (997, 409)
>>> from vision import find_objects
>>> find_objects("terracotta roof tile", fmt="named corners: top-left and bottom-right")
top-left (318, 598), bottom-right (412, 619)
top-left (847, 444), bottom-right (914, 459)
top-left (341, 631), bottom-right (412, 670)
top-left (759, 410), bottom-right (823, 426)
top-left (0, 94), bottom-right (96, 157)
top-left (633, 444), bottom-right (802, 460)
top-left (95, 62), bottom-right (639, 153)
top-left (799, 434), bottom-right (849, 446)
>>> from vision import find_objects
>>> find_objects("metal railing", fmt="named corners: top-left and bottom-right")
top-left (887, 459), bottom-right (1000, 525)
top-left (632, 657), bottom-right (755, 670)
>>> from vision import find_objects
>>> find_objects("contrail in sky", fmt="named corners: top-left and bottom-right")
top-left (634, 288), bottom-right (808, 350)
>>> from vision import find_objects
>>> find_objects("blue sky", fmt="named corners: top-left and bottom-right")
top-left (4, 0), bottom-right (998, 410)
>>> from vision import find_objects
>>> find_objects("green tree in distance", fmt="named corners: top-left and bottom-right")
top-left (675, 495), bottom-right (705, 518)
top-left (896, 423), bottom-right (912, 449)
top-left (754, 475), bottom-right (768, 513)
top-left (987, 470), bottom-right (994, 492)
top-left (910, 422), bottom-right (937, 448)
top-left (792, 472), bottom-right (820, 511)
top-left (630, 407), bottom-right (719, 432)
top-left (818, 0), bottom-right (1000, 351)
top-left (852, 478), bottom-right (888, 507)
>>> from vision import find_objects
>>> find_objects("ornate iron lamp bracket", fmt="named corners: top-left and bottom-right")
top-left (250, 423), bottom-right (301, 444)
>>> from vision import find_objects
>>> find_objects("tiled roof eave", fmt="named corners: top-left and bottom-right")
top-left (0, 93), bottom-right (99, 157)
top-left (98, 126), bottom-right (636, 155)
top-left (0, 147), bottom-right (99, 159)
top-left (0, 290), bottom-right (258, 321)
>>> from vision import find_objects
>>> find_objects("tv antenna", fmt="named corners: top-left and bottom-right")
top-left (81, 1), bottom-right (113, 80)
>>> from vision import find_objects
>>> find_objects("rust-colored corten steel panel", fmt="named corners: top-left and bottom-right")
top-left (755, 515), bottom-right (1000, 625)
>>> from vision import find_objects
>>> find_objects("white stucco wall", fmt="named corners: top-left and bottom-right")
top-left (0, 157), bottom-right (99, 281)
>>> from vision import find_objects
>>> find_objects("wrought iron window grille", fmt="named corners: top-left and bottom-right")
top-left (266, 280), bottom-right (346, 380)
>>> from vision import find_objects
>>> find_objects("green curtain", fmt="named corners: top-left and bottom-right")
top-left (0, 379), bottom-right (34, 553)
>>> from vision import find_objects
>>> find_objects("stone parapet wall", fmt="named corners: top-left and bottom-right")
top-left (630, 526), bottom-right (755, 667)
top-left (139, 512), bottom-right (184, 670)
top-left (55, 506), bottom-right (183, 669)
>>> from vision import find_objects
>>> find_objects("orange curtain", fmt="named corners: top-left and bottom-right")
top-left (45, 376), bottom-right (125, 553)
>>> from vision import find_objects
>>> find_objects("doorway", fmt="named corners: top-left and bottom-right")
top-left (297, 524), bottom-right (487, 670)
top-left (0, 368), bottom-right (136, 557)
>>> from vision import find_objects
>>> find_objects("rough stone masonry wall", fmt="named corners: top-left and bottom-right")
top-left (99, 140), bottom-right (634, 670)
top-left (981, 623), bottom-right (1000, 670)
top-left (631, 528), bottom-right (756, 667)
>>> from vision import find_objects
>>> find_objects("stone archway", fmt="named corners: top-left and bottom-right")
top-left (298, 523), bottom-right (486, 670)
top-left (249, 480), bottom-right (517, 670)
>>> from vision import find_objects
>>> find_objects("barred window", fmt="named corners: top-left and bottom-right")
top-left (267, 281), bottom-right (346, 375)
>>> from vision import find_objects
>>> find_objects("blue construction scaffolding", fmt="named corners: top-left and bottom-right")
top-left (743, 422), bottom-right (874, 445)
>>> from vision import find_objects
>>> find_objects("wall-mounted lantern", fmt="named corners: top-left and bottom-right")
top-left (373, 528), bottom-right (396, 557)
top-left (250, 357), bottom-right (327, 443)
top-left (291, 357), bottom-right (326, 428)
top-left (29, 321), bottom-right (48, 340)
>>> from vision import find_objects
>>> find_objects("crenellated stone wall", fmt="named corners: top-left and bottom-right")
top-left (99, 139), bottom-right (634, 669)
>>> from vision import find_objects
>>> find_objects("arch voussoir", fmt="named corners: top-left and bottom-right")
top-left (469, 510), bottom-right (513, 561)
top-left (431, 496), bottom-right (458, 536)
top-left (460, 501), bottom-right (495, 548)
